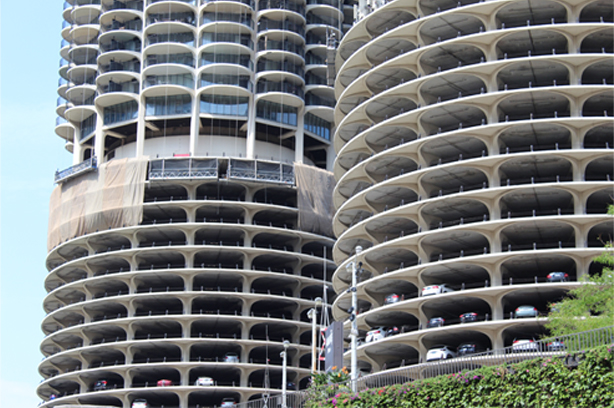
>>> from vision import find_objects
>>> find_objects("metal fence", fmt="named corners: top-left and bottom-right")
top-left (149, 158), bottom-right (218, 179)
top-left (236, 326), bottom-right (614, 408)
top-left (55, 156), bottom-right (98, 184)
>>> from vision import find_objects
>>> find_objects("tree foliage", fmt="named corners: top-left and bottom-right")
top-left (304, 346), bottom-right (614, 408)
top-left (545, 205), bottom-right (614, 337)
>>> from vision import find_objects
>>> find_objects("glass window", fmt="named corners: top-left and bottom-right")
top-left (104, 101), bottom-right (138, 125)
top-left (146, 95), bottom-right (192, 116)
top-left (200, 95), bottom-right (249, 116)
top-left (304, 112), bottom-right (331, 140)
top-left (256, 100), bottom-right (298, 126)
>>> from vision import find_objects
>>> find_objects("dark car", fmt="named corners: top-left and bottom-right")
top-left (94, 380), bottom-right (108, 391)
top-left (384, 293), bottom-right (401, 305)
top-left (547, 272), bottom-right (569, 282)
top-left (459, 312), bottom-right (479, 323)
top-left (457, 342), bottom-right (487, 356)
top-left (386, 326), bottom-right (400, 336)
top-left (427, 317), bottom-right (445, 328)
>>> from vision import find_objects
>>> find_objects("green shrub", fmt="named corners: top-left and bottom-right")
top-left (305, 345), bottom-right (614, 408)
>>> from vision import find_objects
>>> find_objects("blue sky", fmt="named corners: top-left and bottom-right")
top-left (0, 1), bottom-right (72, 406)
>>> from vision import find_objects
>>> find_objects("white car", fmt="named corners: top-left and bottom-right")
top-left (132, 399), bottom-right (148, 408)
top-left (195, 376), bottom-right (214, 386)
top-left (224, 352), bottom-right (240, 362)
top-left (426, 346), bottom-right (457, 361)
top-left (365, 327), bottom-right (387, 343)
top-left (512, 338), bottom-right (540, 352)
top-left (421, 284), bottom-right (455, 297)
top-left (221, 398), bottom-right (236, 407)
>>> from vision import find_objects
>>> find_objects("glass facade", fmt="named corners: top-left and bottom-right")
top-left (199, 52), bottom-right (252, 69)
top-left (104, 101), bottom-right (139, 125)
top-left (79, 114), bottom-right (96, 140)
top-left (146, 94), bottom-right (192, 116)
top-left (200, 73), bottom-right (252, 89)
top-left (304, 112), bottom-right (331, 140)
top-left (200, 94), bottom-right (249, 116)
top-left (256, 100), bottom-right (297, 125)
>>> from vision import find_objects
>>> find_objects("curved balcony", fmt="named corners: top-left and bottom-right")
top-left (258, 0), bottom-right (305, 15)
top-left (101, 0), bottom-right (144, 11)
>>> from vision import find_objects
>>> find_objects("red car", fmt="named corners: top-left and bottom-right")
top-left (157, 379), bottom-right (172, 387)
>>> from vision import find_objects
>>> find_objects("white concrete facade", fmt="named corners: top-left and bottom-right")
top-left (42, 0), bottom-right (345, 406)
top-left (331, 0), bottom-right (613, 374)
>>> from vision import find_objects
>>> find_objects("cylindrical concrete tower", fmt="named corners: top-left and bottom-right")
top-left (332, 0), bottom-right (612, 375)
top-left (40, 0), bottom-right (343, 406)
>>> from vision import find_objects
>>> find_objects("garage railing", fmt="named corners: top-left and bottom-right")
top-left (235, 325), bottom-right (614, 408)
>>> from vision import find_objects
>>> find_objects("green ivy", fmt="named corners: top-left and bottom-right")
top-left (304, 345), bottom-right (614, 408)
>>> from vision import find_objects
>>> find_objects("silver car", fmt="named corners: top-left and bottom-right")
top-left (514, 305), bottom-right (538, 318)
top-left (421, 284), bottom-right (455, 297)
top-left (426, 346), bottom-right (457, 361)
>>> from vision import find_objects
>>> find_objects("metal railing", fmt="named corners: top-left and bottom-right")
top-left (55, 157), bottom-right (98, 184)
top-left (235, 326), bottom-right (614, 408)
top-left (149, 157), bottom-right (218, 179)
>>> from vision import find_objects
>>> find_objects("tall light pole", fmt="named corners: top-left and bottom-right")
top-left (281, 340), bottom-right (290, 408)
top-left (346, 245), bottom-right (362, 393)
top-left (308, 297), bottom-right (323, 373)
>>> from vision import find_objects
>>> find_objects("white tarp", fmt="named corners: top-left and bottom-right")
top-left (294, 163), bottom-right (336, 238)
top-left (47, 157), bottom-right (148, 251)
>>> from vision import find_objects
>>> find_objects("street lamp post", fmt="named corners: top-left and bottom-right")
top-left (308, 297), bottom-right (323, 373)
top-left (281, 340), bottom-right (290, 408)
top-left (346, 245), bottom-right (362, 393)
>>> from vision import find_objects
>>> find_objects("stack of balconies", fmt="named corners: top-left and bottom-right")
top-left (54, 0), bottom-right (344, 166)
top-left (332, 0), bottom-right (613, 375)
top-left (39, 158), bottom-right (336, 407)
top-left (42, 0), bottom-right (344, 406)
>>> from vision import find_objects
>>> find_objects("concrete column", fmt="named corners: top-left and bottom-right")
top-left (94, 114), bottom-right (105, 163)
top-left (72, 128), bottom-right (83, 165)
top-left (326, 143), bottom-right (335, 171)
top-left (246, 95), bottom-right (257, 159)
top-left (135, 94), bottom-right (146, 157)
top-left (295, 107), bottom-right (305, 164)
top-left (185, 207), bottom-right (197, 224)
top-left (190, 94), bottom-right (200, 156)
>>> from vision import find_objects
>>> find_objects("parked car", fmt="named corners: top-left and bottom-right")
top-left (459, 312), bottom-right (479, 323)
top-left (132, 399), bottom-right (148, 408)
top-left (426, 346), bottom-right (457, 361)
top-left (94, 380), bottom-right (108, 391)
top-left (422, 284), bottom-right (455, 297)
top-left (549, 302), bottom-right (560, 313)
top-left (157, 379), bottom-right (172, 387)
top-left (427, 317), bottom-right (445, 328)
top-left (457, 342), bottom-right (488, 356)
top-left (384, 293), bottom-right (401, 305)
top-left (547, 340), bottom-right (565, 351)
top-left (512, 338), bottom-right (540, 352)
top-left (195, 377), bottom-right (214, 386)
top-left (287, 382), bottom-right (297, 390)
top-left (224, 352), bottom-right (240, 363)
top-left (221, 397), bottom-right (236, 407)
top-left (366, 327), bottom-right (388, 343)
top-left (514, 305), bottom-right (539, 318)
top-left (547, 272), bottom-right (569, 282)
